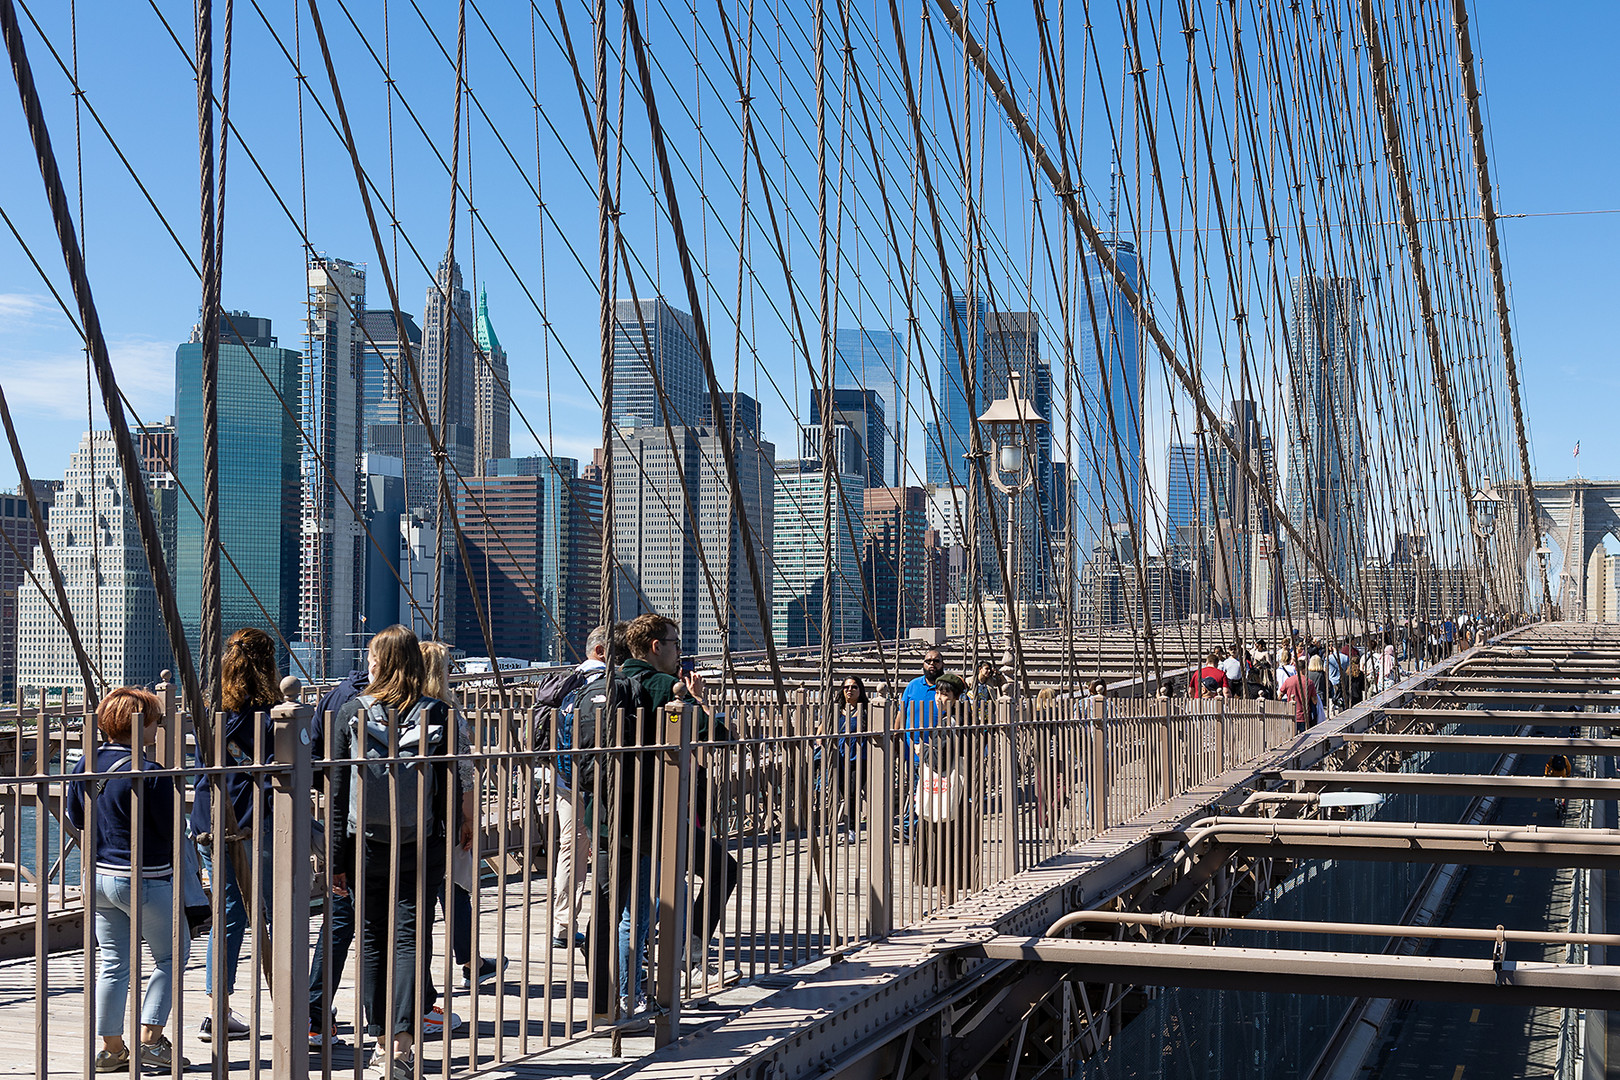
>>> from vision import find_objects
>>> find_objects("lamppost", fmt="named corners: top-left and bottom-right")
top-left (1471, 474), bottom-right (1503, 616)
top-left (976, 371), bottom-right (1047, 684)
top-left (1534, 539), bottom-right (1553, 620)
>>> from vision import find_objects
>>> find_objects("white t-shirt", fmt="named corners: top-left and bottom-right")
top-left (1220, 657), bottom-right (1243, 682)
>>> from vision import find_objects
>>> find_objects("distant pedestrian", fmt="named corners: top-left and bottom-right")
top-left (832, 675), bottom-right (869, 844)
top-left (68, 687), bottom-right (190, 1072)
top-left (1279, 661), bottom-right (1320, 731)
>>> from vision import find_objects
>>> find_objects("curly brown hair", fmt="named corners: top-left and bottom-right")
top-left (222, 627), bottom-right (280, 713)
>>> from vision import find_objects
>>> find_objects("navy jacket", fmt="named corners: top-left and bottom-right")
top-left (188, 704), bottom-right (277, 837)
top-left (66, 743), bottom-right (177, 877)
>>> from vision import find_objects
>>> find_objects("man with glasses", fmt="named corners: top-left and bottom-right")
top-left (897, 649), bottom-right (946, 837)
top-left (594, 614), bottom-right (738, 1030)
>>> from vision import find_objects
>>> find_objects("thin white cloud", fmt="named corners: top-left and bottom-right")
top-left (0, 335), bottom-right (174, 421)
top-left (0, 293), bottom-right (48, 331)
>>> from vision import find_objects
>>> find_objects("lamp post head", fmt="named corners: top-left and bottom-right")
top-left (976, 371), bottom-right (1047, 495)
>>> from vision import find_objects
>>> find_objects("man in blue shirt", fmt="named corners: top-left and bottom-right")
top-left (901, 648), bottom-right (945, 752)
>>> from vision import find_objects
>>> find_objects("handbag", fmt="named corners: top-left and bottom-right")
top-left (913, 761), bottom-right (964, 824)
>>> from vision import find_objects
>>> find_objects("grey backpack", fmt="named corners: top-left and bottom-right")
top-left (347, 695), bottom-right (450, 843)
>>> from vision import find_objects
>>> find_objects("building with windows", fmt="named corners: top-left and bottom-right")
top-left (863, 486), bottom-right (935, 638)
top-left (808, 387), bottom-right (887, 491)
top-left (363, 454), bottom-right (405, 635)
top-left (833, 327), bottom-right (901, 487)
top-left (612, 412), bottom-right (774, 655)
top-left (0, 491), bottom-right (47, 702)
top-left (18, 431), bottom-right (168, 695)
top-left (455, 473), bottom-right (544, 661)
top-left (925, 293), bottom-right (987, 488)
top-left (473, 289), bottom-right (511, 473)
top-left (1075, 241), bottom-right (1142, 560)
top-left (360, 309), bottom-right (420, 436)
top-left (299, 255), bottom-right (367, 678)
top-left (1283, 276), bottom-right (1365, 612)
top-left (772, 459), bottom-right (865, 648)
top-left (612, 298), bottom-right (705, 432)
top-left (1166, 442), bottom-right (1203, 546)
top-left (175, 311), bottom-right (301, 666)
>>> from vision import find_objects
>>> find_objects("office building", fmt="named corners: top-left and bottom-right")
top-left (0, 492), bottom-right (45, 701)
top-left (363, 454), bottom-right (405, 635)
top-left (613, 298), bottom-right (705, 432)
top-left (299, 255), bottom-right (367, 678)
top-left (1166, 442), bottom-right (1204, 545)
top-left (925, 294), bottom-right (987, 487)
top-left (863, 486), bottom-right (935, 638)
top-left (175, 311), bottom-right (301, 665)
top-left (612, 419), bottom-right (774, 654)
top-left (485, 455), bottom-right (603, 662)
top-left (833, 327), bottom-right (901, 486)
top-left (808, 386), bottom-right (887, 491)
top-left (772, 460), bottom-right (865, 648)
top-left (1075, 241), bottom-right (1142, 558)
top-left (18, 432), bottom-right (167, 695)
top-left (1283, 276), bottom-right (1365, 611)
top-left (473, 289), bottom-right (511, 473)
top-left (399, 509), bottom-right (438, 642)
top-left (136, 417), bottom-right (179, 591)
top-left (360, 309), bottom-right (420, 434)
top-left (456, 473), bottom-right (544, 661)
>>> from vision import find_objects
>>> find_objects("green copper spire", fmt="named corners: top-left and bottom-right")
top-left (475, 288), bottom-right (501, 355)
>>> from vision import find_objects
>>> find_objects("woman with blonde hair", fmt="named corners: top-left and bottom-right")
top-left (419, 641), bottom-right (498, 989)
top-left (330, 625), bottom-right (466, 1078)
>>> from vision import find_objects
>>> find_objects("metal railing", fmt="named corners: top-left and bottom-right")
top-left (3, 677), bottom-right (1294, 1076)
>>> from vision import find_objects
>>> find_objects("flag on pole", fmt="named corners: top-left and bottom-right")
top-left (1574, 441), bottom-right (1581, 458)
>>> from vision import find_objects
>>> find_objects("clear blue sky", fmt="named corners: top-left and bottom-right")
top-left (0, 0), bottom-right (1613, 501)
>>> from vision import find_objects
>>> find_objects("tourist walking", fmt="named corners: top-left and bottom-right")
top-left (189, 626), bottom-right (281, 1044)
top-left (329, 624), bottom-right (464, 1079)
top-left (68, 687), bottom-right (190, 1071)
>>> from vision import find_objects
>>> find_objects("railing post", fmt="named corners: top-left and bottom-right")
top-left (1159, 698), bottom-right (1175, 802)
top-left (998, 695), bottom-right (1018, 878)
top-left (654, 700), bottom-right (693, 1047)
top-left (1089, 697), bottom-right (1109, 832)
top-left (270, 676), bottom-right (313, 1080)
top-left (866, 696), bottom-right (892, 938)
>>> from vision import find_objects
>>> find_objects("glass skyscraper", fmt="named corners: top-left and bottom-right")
top-left (771, 460), bottom-right (865, 647)
top-left (1283, 275), bottom-right (1365, 610)
top-left (925, 293), bottom-right (987, 487)
top-left (833, 326), bottom-right (901, 486)
top-left (1166, 442), bottom-right (1203, 545)
top-left (175, 312), bottom-right (302, 667)
top-left (612, 297), bottom-right (705, 431)
top-left (1076, 241), bottom-right (1142, 559)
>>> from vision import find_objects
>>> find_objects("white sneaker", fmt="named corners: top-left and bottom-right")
top-left (421, 1005), bottom-right (462, 1034)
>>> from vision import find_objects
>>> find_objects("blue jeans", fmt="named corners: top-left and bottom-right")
top-left (591, 849), bottom-right (653, 1010)
top-left (308, 884), bottom-right (355, 1026)
top-left (618, 855), bottom-right (653, 1002)
top-left (93, 872), bottom-right (188, 1035)
top-left (197, 837), bottom-right (268, 997)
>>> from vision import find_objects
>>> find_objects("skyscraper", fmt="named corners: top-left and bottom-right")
top-left (300, 256), bottom-right (367, 678)
top-left (863, 486), bottom-right (934, 638)
top-left (360, 309), bottom-right (420, 435)
top-left (175, 312), bottom-right (301, 667)
top-left (17, 432), bottom-right (168, 695)
top-left (1208, 400), bottom-right (1278, 616)
top-left (1076, 242), bottom-right (1142, 558)
top-left (925, 293), bottom-right (987, 487)
top-left (808, 386), bottom-right (886, 491)
top-left (1283, 276), bottom-right (1365, 610)
top-left (456, 473), bottom-right (544, 661)
top-left (772, 459), bottom-right (865, 648)
top-left (1165, 442), bottom-right (1203, 544)
top-left (0, 491), bottom-right (46, 701)
top-left (486, 455), bottom-right (603, 662)
top-left (612, 418), bottom-right (773, 654)
top-left (613, 298), bottom-right (705, 432)
top-left (833, 326), bottom-right (901, 486)
top-left (473, 289), bottom-right (511, 473)
top-left (363, 454), bottom-right (405, 633)
top-left (420, 256), bottom-right (478, 482)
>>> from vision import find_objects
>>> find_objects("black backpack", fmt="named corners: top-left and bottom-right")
top-left (554, 670), bottom-right (609, 790)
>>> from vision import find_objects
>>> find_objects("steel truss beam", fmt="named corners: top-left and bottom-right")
top-left (1382, 708), bottom-right (1611, 724)
top-left (1339, 734), bottom-right (1620, 754)
top-left (1274, 769), bottom-right (1620, 800)
top-left (955, 937), bottom-right (1620, 1010)
top-left (1159, 818), bottom-right (1620, 870)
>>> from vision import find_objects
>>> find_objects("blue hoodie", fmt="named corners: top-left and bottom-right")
top-left (188, 705), bottom-right (276, 838)
top-left (66, 744), bottom-right (177, 877)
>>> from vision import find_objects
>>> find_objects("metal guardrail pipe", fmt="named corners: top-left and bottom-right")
top-left (1043, 909), bottom-right (1620, 950)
